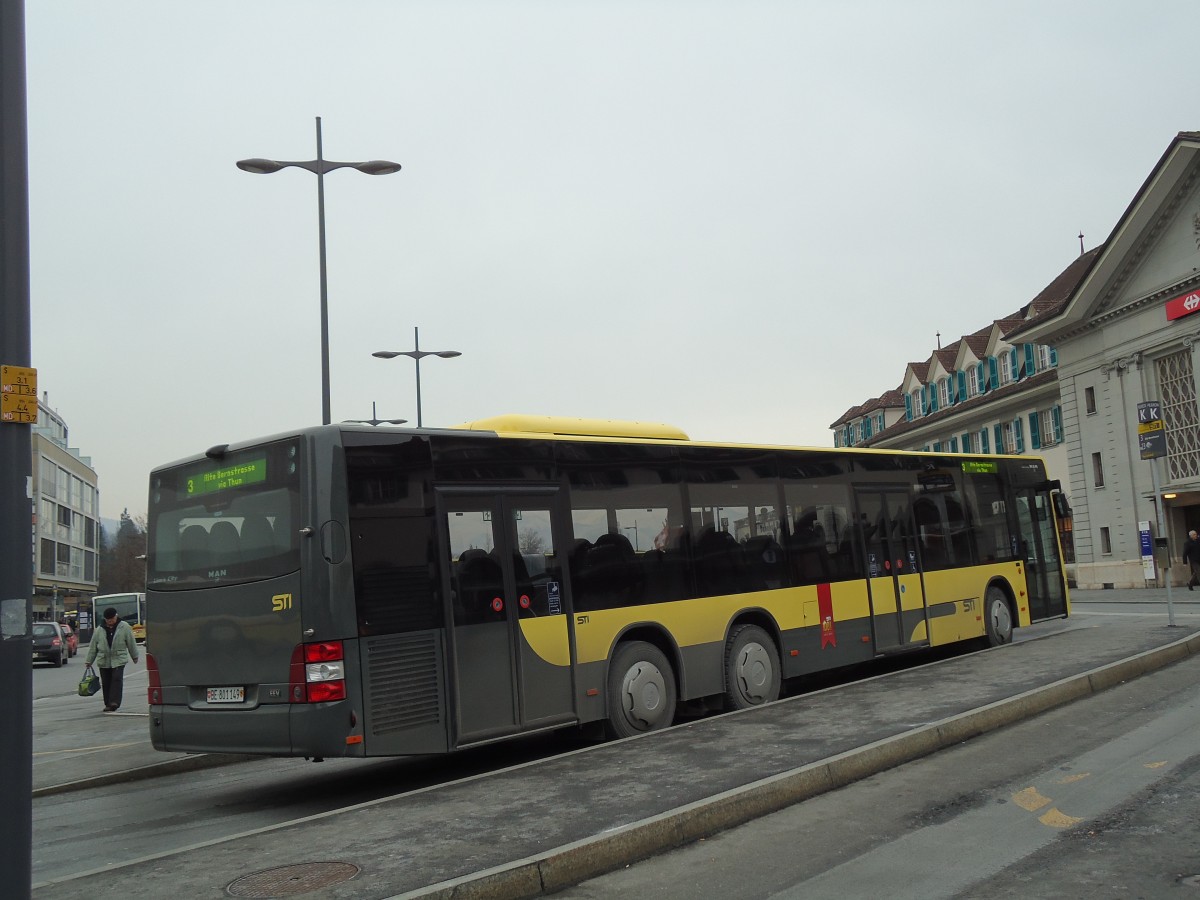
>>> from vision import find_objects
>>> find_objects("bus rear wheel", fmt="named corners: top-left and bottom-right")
top-left (606, 641), bottom-right (677, 739)
top-left (723, 624), bottom-right (781, 710)
top-left (984, 585), bottom-right (1014, 646)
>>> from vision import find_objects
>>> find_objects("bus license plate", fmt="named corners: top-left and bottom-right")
top-left (207, 687), bottom-right (245, 704)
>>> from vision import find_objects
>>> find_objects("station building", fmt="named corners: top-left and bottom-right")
top-left (832, 131), bottom-right (1200, 589)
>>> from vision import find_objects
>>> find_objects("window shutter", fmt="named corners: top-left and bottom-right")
top-left (989, 356), bottom-right (999, 390)
top-left (933, 441), bottom-right (942, 452)
top-left (1052, 405), bottom-right (1063, 443)
top-left (864, 417), bottom-right (872, 438)
top-left (905, 394), bottom-right (912, 420)
top-left (1009, 350), bottom-right (1019, 381)
top-left (1028, 412), bottom-right (1041, 450)
top-left (961, 432), bottom-right (971, 451)
top-left (1049, 347), bottom-right (1058, 366)
top-left (958, 371), bottom-right (967, 400)
top-left (994, 424), bottom-right (1003, 452)
top-left (950, 437), bottom-right (958, 452)
top-left (1024, 344), bottom-right (1035, 377)
top-left (1014, 417), bottom-right (1025, 453)
top-left (981, 428), bottom-right (990, 453)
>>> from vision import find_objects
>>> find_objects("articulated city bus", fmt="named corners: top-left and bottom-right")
top-left (92, 592), bottom-right (147, 642)
top-left (145, 416), bottom-right (1069, 759)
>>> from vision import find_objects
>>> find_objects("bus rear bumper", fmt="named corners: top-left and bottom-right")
top-left (150, 702), bottom-right (358, 758)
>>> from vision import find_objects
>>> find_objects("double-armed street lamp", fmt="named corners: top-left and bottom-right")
top-left (343, 401), bottom-right (407, 427)
top-left (373, 326), bottom-right (461, 427)
top-left (237, 117), bottom-right (401, 426)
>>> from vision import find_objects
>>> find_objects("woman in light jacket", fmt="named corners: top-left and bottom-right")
top-left (85, 607), bottom-right (139, 712)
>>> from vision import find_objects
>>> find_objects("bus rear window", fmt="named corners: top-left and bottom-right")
top-left (148, 441), bottom-right (302, 588)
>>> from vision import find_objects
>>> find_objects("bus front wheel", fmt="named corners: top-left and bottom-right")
top-left (606, 641), bottom-right (677, 739)
top-left (723, 624), bottom-right (781, 710)
top-left (984, 585), bottom-right (1014, 646)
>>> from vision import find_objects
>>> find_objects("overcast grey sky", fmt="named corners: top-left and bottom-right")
top-left (23, 0), bottom-right (1200, 521)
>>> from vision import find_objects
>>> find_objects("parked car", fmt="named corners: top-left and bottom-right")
top-left (59, 624), bottom-right (79, 657)
top-left (32, 622), bottom-right (68, 667)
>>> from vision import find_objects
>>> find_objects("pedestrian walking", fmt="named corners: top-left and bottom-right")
top-left (85, 606), bottom-right (139, 712)
top-left (1183, 530), bottom-right (1200, 591)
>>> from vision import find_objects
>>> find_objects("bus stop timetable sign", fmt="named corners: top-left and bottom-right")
top-left (1138, 400), bottom-right (1166, 460)
top-left (0, 365), bottom-right (36, 424)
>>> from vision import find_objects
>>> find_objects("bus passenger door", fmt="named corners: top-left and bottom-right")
top-left (1014, 486), bottom-right (1068, 620)
top-left (441, 491), bottom-right (574, 746)
top-left (855, 487), bottom-right (928, 653)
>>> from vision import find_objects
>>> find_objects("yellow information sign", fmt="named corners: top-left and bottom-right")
top-left (1, 364), bottom-right (38, 424)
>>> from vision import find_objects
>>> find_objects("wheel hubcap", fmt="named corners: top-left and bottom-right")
top-left (736, 642), bottom-right (771, 702)
top-left (621, 661), bottom-right (667, 729)
top-left (990, 597), bottom-right (1012, 638)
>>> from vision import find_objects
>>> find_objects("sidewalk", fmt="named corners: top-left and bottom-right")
top-left (33, 607), bottom-right (1200, 899)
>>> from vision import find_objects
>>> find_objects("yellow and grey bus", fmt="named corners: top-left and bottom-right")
top-left (145, 416), bottom-right (1069, 759)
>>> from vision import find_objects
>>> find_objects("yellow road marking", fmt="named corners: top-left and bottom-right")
top-left (1145, 761), bottom-right (1168, 769)
top-left (1055, 773), bottom-right (1090, 784)
top-left (1039, 807), bottom-right (1083, 828)
top-left (1012, 787), bottom-right (1052, 812)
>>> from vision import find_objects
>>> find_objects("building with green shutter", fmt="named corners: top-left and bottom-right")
top-left (836, 131), bottom-right (1200, 589)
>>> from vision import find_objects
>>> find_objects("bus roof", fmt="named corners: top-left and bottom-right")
top-left (451, 415), bottom-right (690, 441)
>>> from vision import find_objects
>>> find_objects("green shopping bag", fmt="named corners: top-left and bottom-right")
top-left (77, 664), bottom-right (100, 697)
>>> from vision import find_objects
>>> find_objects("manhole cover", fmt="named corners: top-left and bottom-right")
top-left (227, 862), bottom-right (361, 897)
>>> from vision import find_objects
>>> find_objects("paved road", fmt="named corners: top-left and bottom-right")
top-left (29, 590), bottom-right (1200, 898)
top-left (558, 645), bottom-right (1200, 899)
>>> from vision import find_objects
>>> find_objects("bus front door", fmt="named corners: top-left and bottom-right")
top-left (1014, 486), bottom-right (1069, 620)
top-left (442, 491), bottom-right (575, 746)
top-left (855, 487), bottom-right (929, 653)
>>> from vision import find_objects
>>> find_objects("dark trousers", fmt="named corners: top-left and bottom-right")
top-left (1190, 561), bottom-right (1200, 587)
top-left (100, 665), bottom-right (126, 710)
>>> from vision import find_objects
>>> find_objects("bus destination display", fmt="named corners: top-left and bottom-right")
top-left (187, 457), bottom-right (267, 497)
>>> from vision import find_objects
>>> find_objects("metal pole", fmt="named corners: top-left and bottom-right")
top-left (315, 117), bottom-right (331, 426)
top-left (0, 0), bottom-right (34, 890)
top-left (1153, 458), bottom-right (1177, 627)
top-left (413, 326), bottom-right (423, 427)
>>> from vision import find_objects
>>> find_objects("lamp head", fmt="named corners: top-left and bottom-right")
top-left (356, 160), bottom-right (402, 175)
top-left (236, 158), bottom-right (286, 174)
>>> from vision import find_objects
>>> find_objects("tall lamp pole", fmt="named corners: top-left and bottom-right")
top-left (373, 327), bottom-right (461, 427)
top-left (237, 117), bottom-right (400, 425)
top-left (343, 402), bottom-right (407, 427)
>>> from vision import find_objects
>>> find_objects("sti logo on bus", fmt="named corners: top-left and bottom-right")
top-left (272, 593), bottom-right (293, 612)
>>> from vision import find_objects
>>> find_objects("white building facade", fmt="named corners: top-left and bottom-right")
top-left (1019, 132), bottom-right (1200, 588)
top-left (31, 394), bottom-right (100, 620)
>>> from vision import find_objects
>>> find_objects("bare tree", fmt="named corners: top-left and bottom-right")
top-left (97, 508), bottom-right (147, 593)
top-left (518, 528), bottom-right (546, 554)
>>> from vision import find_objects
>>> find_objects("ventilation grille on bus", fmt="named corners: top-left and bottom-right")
top-left (364, 633), bottom-right (442, 735)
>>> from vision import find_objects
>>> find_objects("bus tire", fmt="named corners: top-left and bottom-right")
top-left (723, 624), bottom-right (781, 710)
top-left (606, 641), bottom-right (677, 739)
top-left (984, 585), bottom-right (1014, 647)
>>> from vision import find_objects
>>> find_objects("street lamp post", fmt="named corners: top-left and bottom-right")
top-left (237, 117), bottom-right (400, 425)
top-left (343, 402), bottom-right (408, 427)
top-left (373, 327), bottom-right (462, 427)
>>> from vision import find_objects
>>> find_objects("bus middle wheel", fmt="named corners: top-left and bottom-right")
top-left (723, 624), bottom-right (781, 710)
top-left (606, 641), bottom-right (677, 739)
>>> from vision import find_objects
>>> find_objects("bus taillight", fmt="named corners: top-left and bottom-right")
top-left (146, 652), bottom-right (161, 706)
top-left (289, 641), bottom-right (346, 703)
